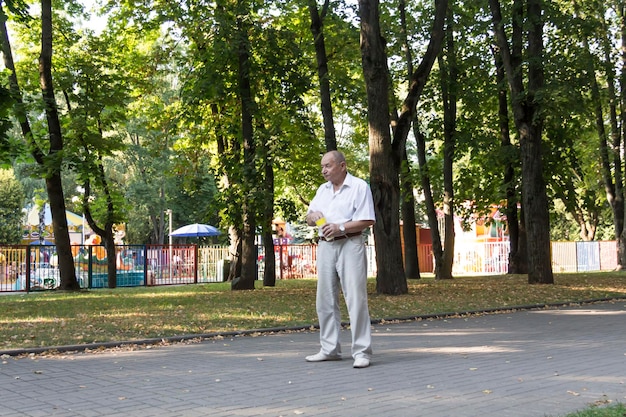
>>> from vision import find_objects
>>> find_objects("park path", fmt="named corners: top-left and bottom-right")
top-left (1, 301), bottom-right (625, 417)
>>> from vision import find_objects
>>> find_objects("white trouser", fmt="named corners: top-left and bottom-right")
top-left (315, 236), bottom-right (372, 359)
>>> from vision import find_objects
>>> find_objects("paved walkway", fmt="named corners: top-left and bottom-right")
top-left (1, 301), bottom-right (625, 417)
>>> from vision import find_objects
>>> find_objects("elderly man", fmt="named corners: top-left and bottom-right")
top-left (305, 150), bottom-right (376, 368)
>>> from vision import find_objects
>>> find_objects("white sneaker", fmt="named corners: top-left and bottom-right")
top-left (305, 352), bottom-right (342, 362)
top-left (353, 357), bottom-right (370, 368)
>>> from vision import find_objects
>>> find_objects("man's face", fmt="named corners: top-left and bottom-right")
top-left (321, 153), bottom-right (345, 184)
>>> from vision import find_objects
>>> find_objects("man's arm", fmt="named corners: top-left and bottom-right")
top-left (344, 220), bottom-right (375, 234)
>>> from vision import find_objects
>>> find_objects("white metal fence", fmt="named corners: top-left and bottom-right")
top-left (368, 240), bottom-right (618, 275)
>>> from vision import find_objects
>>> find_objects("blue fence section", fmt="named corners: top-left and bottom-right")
top-left (575, 241), bottom-right (601, 272)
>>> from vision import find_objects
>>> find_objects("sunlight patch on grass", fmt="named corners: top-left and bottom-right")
top-left (1, 272), bottom-right (626, 351)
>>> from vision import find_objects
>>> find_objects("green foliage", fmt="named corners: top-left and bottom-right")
top-left (538, 2), bottom-right (616, 240)
top-left (0, 168), bottom-right (26, 244)
top-left (0, 84), bottom-right (17, 165)
top-left (12, 163), bottom-right (45, 204)
top-left (1, 0), bottom-right (31, 23)
top-left (3, 0), bottom-right (620, 249)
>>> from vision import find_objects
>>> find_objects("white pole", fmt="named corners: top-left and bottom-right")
top-left (166, 209), bottom-right (172, 279)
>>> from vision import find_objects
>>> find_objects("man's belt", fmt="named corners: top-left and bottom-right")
top-left (320, 232), bottom-right (362, 242)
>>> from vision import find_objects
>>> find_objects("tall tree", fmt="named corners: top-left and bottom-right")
top-left (1, 0), bottom-right (79, 289)
top-left (359, 0), bottom-right (407, 294)
top-left (364, 0), bottom-right (447, 289)
top-left (489, 0), bottom-right (553, 284)
top-left (618, 4), bottom-right (626, 266)
top-left (58, 29), bottom-right (137, 287)
top-left (436, 2), bottom-right (457, 279)
top-left (308, 0), bottom-right (337, 151)
top-left (493, 46), bottom-right (525, 273)
top-left (38, 0), bottom-right (80, 289)
top-left (396, 0), bottom-right (420, 280)
top-left (232, 6), bottom-right (258, 290)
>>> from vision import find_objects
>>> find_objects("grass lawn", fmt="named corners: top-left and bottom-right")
top-left (559, 403), bottom-right (626, 417)
top-left (1, 272), bottom-right (625, 352)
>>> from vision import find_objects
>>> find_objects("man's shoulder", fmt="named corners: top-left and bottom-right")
top-left (345, 173), bottom-right (369, 188)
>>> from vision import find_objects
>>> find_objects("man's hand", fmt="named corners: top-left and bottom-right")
top-left (307, 211), bottom-right (324, 226)
top-left (320, 223), bottom-right (338, 239)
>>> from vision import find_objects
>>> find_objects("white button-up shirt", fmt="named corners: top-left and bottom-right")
top-left (308, 173), bottom-right (376, 234)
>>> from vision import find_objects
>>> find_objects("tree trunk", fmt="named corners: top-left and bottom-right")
top-left (46, 175), bottom-right (80, 289)
top-left (438, 4), bottom-right (456, 280)
top-left (232, 12), bottom-right (256, 290)
top-left (398, 0), bottom-right (419, 280)
top-left (617, 5), bottom-right (626, 268)
top-left (359, 0), bottom-right (407, 295)
top-left (514, 206), bottom-right (528, 273)
top-left (492, 45), bottom-right (524, 274)
top-left (394, 0), bottom-right (448, 279)
top-left (39, 0), bottom-right (79, 290)
top-left (440, 155), bottom-right (455, 279)
top-left (227, 226), bottom-right (242, 281)
top-left (262, 143), bottom-right (276, 287)
top-left (212, 104), bottom-right (241, 283)
top-left (400, 150), bottom-right (420, 279)
top-left (308, 0), bottom-right (337, 151)
top-left (103, 229), bottom-right (117, 288)
top-left (415, 127), bottom-right (444, 275)
top-left (82, 178), bottom-right (117, 288)
top-left (523, 0), bottom-right (552, 284)
top-left (489, 0), bottom-right (553, 284)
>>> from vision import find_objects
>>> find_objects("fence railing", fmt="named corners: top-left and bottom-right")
top-left (0, 240), bottom-right (619, 292)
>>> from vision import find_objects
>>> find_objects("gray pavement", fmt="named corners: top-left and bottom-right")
top-left (1, 301), bottom-right (625, 417)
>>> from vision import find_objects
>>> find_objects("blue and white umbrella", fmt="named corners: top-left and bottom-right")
top-left (169, 223), bottom-right (221, 237)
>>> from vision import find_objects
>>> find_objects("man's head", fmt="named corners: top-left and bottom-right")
top-left (321, 150), bottom-right (347, 186)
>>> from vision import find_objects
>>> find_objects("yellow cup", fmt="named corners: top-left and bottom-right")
top-left (315, 217), bottom-right (332, 241)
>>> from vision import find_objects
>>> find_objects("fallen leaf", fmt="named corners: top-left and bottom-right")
top-left (592, 397), bottom-right (611, 406)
